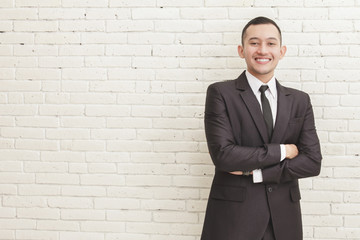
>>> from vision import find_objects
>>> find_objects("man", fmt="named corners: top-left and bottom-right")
top-left (201, 16), bottom-right (322, 240)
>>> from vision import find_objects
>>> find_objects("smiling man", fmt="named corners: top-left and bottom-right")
top-left (201, 17), bottom-right (322, 240)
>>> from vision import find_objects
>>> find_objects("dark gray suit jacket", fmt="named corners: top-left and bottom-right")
top-left (201, 71), bottom-right (322, 240)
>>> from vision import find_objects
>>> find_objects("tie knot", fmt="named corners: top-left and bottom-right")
top-left (259, 85), bottom-right (269, 94)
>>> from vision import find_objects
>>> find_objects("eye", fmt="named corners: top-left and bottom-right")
top-left (268, 42), bottom-right (276, 46)
top-left (250, 42), bottom-right (259, 46)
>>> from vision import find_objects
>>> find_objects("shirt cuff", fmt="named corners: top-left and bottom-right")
top-left (280, 144), bottom-right (286, 162)
top-left (253, 169), bottom-right (263, 183)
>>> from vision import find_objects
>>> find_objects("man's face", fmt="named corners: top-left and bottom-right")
top-left (238, 24), bottom-right (286, 83)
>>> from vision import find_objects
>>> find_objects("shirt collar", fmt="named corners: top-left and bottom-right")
top-left (245, 71), bottom-right (277, 99)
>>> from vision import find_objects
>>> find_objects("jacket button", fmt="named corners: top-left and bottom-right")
top-left (268, 187), bottom-right (273, 193)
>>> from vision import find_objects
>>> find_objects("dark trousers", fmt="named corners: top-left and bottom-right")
top-left (262, 219), bottom-right (276, 240)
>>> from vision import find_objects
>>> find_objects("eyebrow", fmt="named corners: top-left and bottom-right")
top-left (248, 37), bottom-right (279, 41)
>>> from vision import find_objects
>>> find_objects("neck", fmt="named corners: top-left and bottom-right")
top-left (247, 70), bottom-right (274, 83)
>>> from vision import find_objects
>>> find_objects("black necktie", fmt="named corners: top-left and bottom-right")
top-left (259, 85), bottom-right (273, 139)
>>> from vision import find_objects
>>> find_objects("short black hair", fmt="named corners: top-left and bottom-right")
top-left (241, 16), bottom-right (282, 45)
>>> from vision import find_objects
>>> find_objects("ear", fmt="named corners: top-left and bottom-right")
top-left (238, 45), bottom-right (245, 58)
top-left (279, 45), bottom-right (287, 59)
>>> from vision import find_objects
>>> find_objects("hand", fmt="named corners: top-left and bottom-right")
top-left (285, 144), bottom-right (299, 159)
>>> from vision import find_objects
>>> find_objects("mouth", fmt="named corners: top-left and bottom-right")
top-left (255, 58), bottom-right (271, 63)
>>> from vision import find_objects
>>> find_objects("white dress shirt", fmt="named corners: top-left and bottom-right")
top-left (245, 71), bottom-right (286, 183)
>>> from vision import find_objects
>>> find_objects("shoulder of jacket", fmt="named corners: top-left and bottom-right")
top-left (208, 79), bottom-right (236, 89)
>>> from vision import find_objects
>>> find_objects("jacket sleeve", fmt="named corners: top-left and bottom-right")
top-left (204, 83), bottom-right (281, 173)
top-left (262, 94), bottom-right (322, 184)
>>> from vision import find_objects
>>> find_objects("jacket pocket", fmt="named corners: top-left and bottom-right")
top-left (289, 117), bottom-right (304, 125)
top-left (290, 186), bottom-right (301, 202)
top-left (210, 185), bottom-right (246, 202)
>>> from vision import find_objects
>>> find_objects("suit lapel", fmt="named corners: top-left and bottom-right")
top-left (271, 81), bottom-right (293, 144)
top-left (236, 72), bottom-right (270, 143)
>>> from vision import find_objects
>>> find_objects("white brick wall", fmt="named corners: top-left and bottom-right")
top-left (0, 1), bottom-right (359, 240)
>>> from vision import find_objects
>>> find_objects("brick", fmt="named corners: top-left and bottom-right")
top-left (321, 33), bottom-right (360, 45)
top-left (109, 0), bottom-right (156, 7)
top-left (0, 184), bottom-right (17, 195)
top-left (177, 33), bottom-right (222, 44)
top-left (303, 215), bottom-right (343, 227)
top-left (0, 219), bottom-right (36, 230)
top-left (229, 8), bottom-right (276, 20)
top-left (3, 196), bottom-right (46, 207)
top-left (154, 212), bottom-right (197, 223)
top-left (106, 45), bottom-right (151, 56)
top-left (279, 8), bottom-right (328, 19)
top-left (39, 105), bottom-right (85, 116)
top-left (106, 20), bottom-right (153, 32)
top-left (48, 197), bottom-right (93, 209)
top-left (305, 0), bottom-right (355, 6)
top-left (16, 139), bottom-right (58, 151)
top-left (0, 207), bottom-right (16, 218)
top-left (107, 210), bottom-right (152, 222)
top-left (59, 45), bottom-right (104, 56)
top-left (106, 233), bottom-right (150, 240)
top-left (88, 163), bottom-right (117, 173)
top-left (128, 32), bottom-right (174, 44)
top-left (181, 8), bottom-right (226, 19)
top-left (133, 8), bottom-right (178, 20)
top-left (332, 203), bottom-right (360, 215)
top-left (14, 21), bottom-right (58, 32)
top-left (60, 232), bottom-right (104, 240)
top-left (61, 140), bottom-right (105, 152)
top-left (254, 0), bottom-right (303, 6)
top-left (61, 209), bottom-right (105, 220)
top-left (173, 176), bottom-right (212, 188)
top-left (0, 8), bottom-right (38, 20)
top-left (0, 230), bottom-right (14, 239)
top-left (344, 216), bottom-right (360, 227)
top-left (154, 141), bottom-right (198, 152)
top-left (155, 20), bottom-right (202, 32)
top-left (81, 221), bottom-right (125, 232)
top-left (71, 93), bottom-right (116, 104)
top-left (0, 21), bottom-right (13, 31)
top-left (0, 57), bottom-right (37, 67)
top-left (142, 200), bottom-right (185, 211)
top-left (86, 8), bottom-right (131, 19)
top-left (62, 68), bottom-right (107, 80)
top-left (15, 230), bottom-right (58, 240)
top-left (180, 57), bottom-right (227, 69)
top-left (37, 220), bottom-right (79, 231)
top-left (35, 33), bottom-right (80, 44)
top-left (126, 175), bottom-right (171, 187)
top-left (39, 8), bottom-right (85, 19)
top-left (85, 105), bottom-right (130, 117)
top-left (18, 184), bottom-right (60, 196)
top-left (16, 0), bottom-right (60, 7)
top-left (94, 198), bottom-right (140, 210)
top-left (0, 33), bottom-right (33, 44)
top-left (0, 0), bottom-right (13, 7)
top-left (60, 117), bottom-right (104, 128)
top-left (62, 0), bottom-right (108, 7)
top-left (60, 20), bottom-right (105, 32)
top-left (81, 174), bottom-right (125, 186)
top-left (0, 68), bottom-right (14, 80)
top-left (24, 162), bottom-right (68, 173)
top-left (302, 202), bottom-right (330, 215)
top-left (17, 208), bottom-right (60, 220)
top-left (157, 0), bottom-right (203, 6)
top-left (16, 68), bottom-right (60, 80)
top-left (85, 56), bottom-right (130, 67)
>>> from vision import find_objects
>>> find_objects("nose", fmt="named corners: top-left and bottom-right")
top-left (257, 43), bottom-right (267, 54)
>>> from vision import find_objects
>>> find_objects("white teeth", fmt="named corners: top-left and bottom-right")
top-left (256, 59), bottom-right (270, 62)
